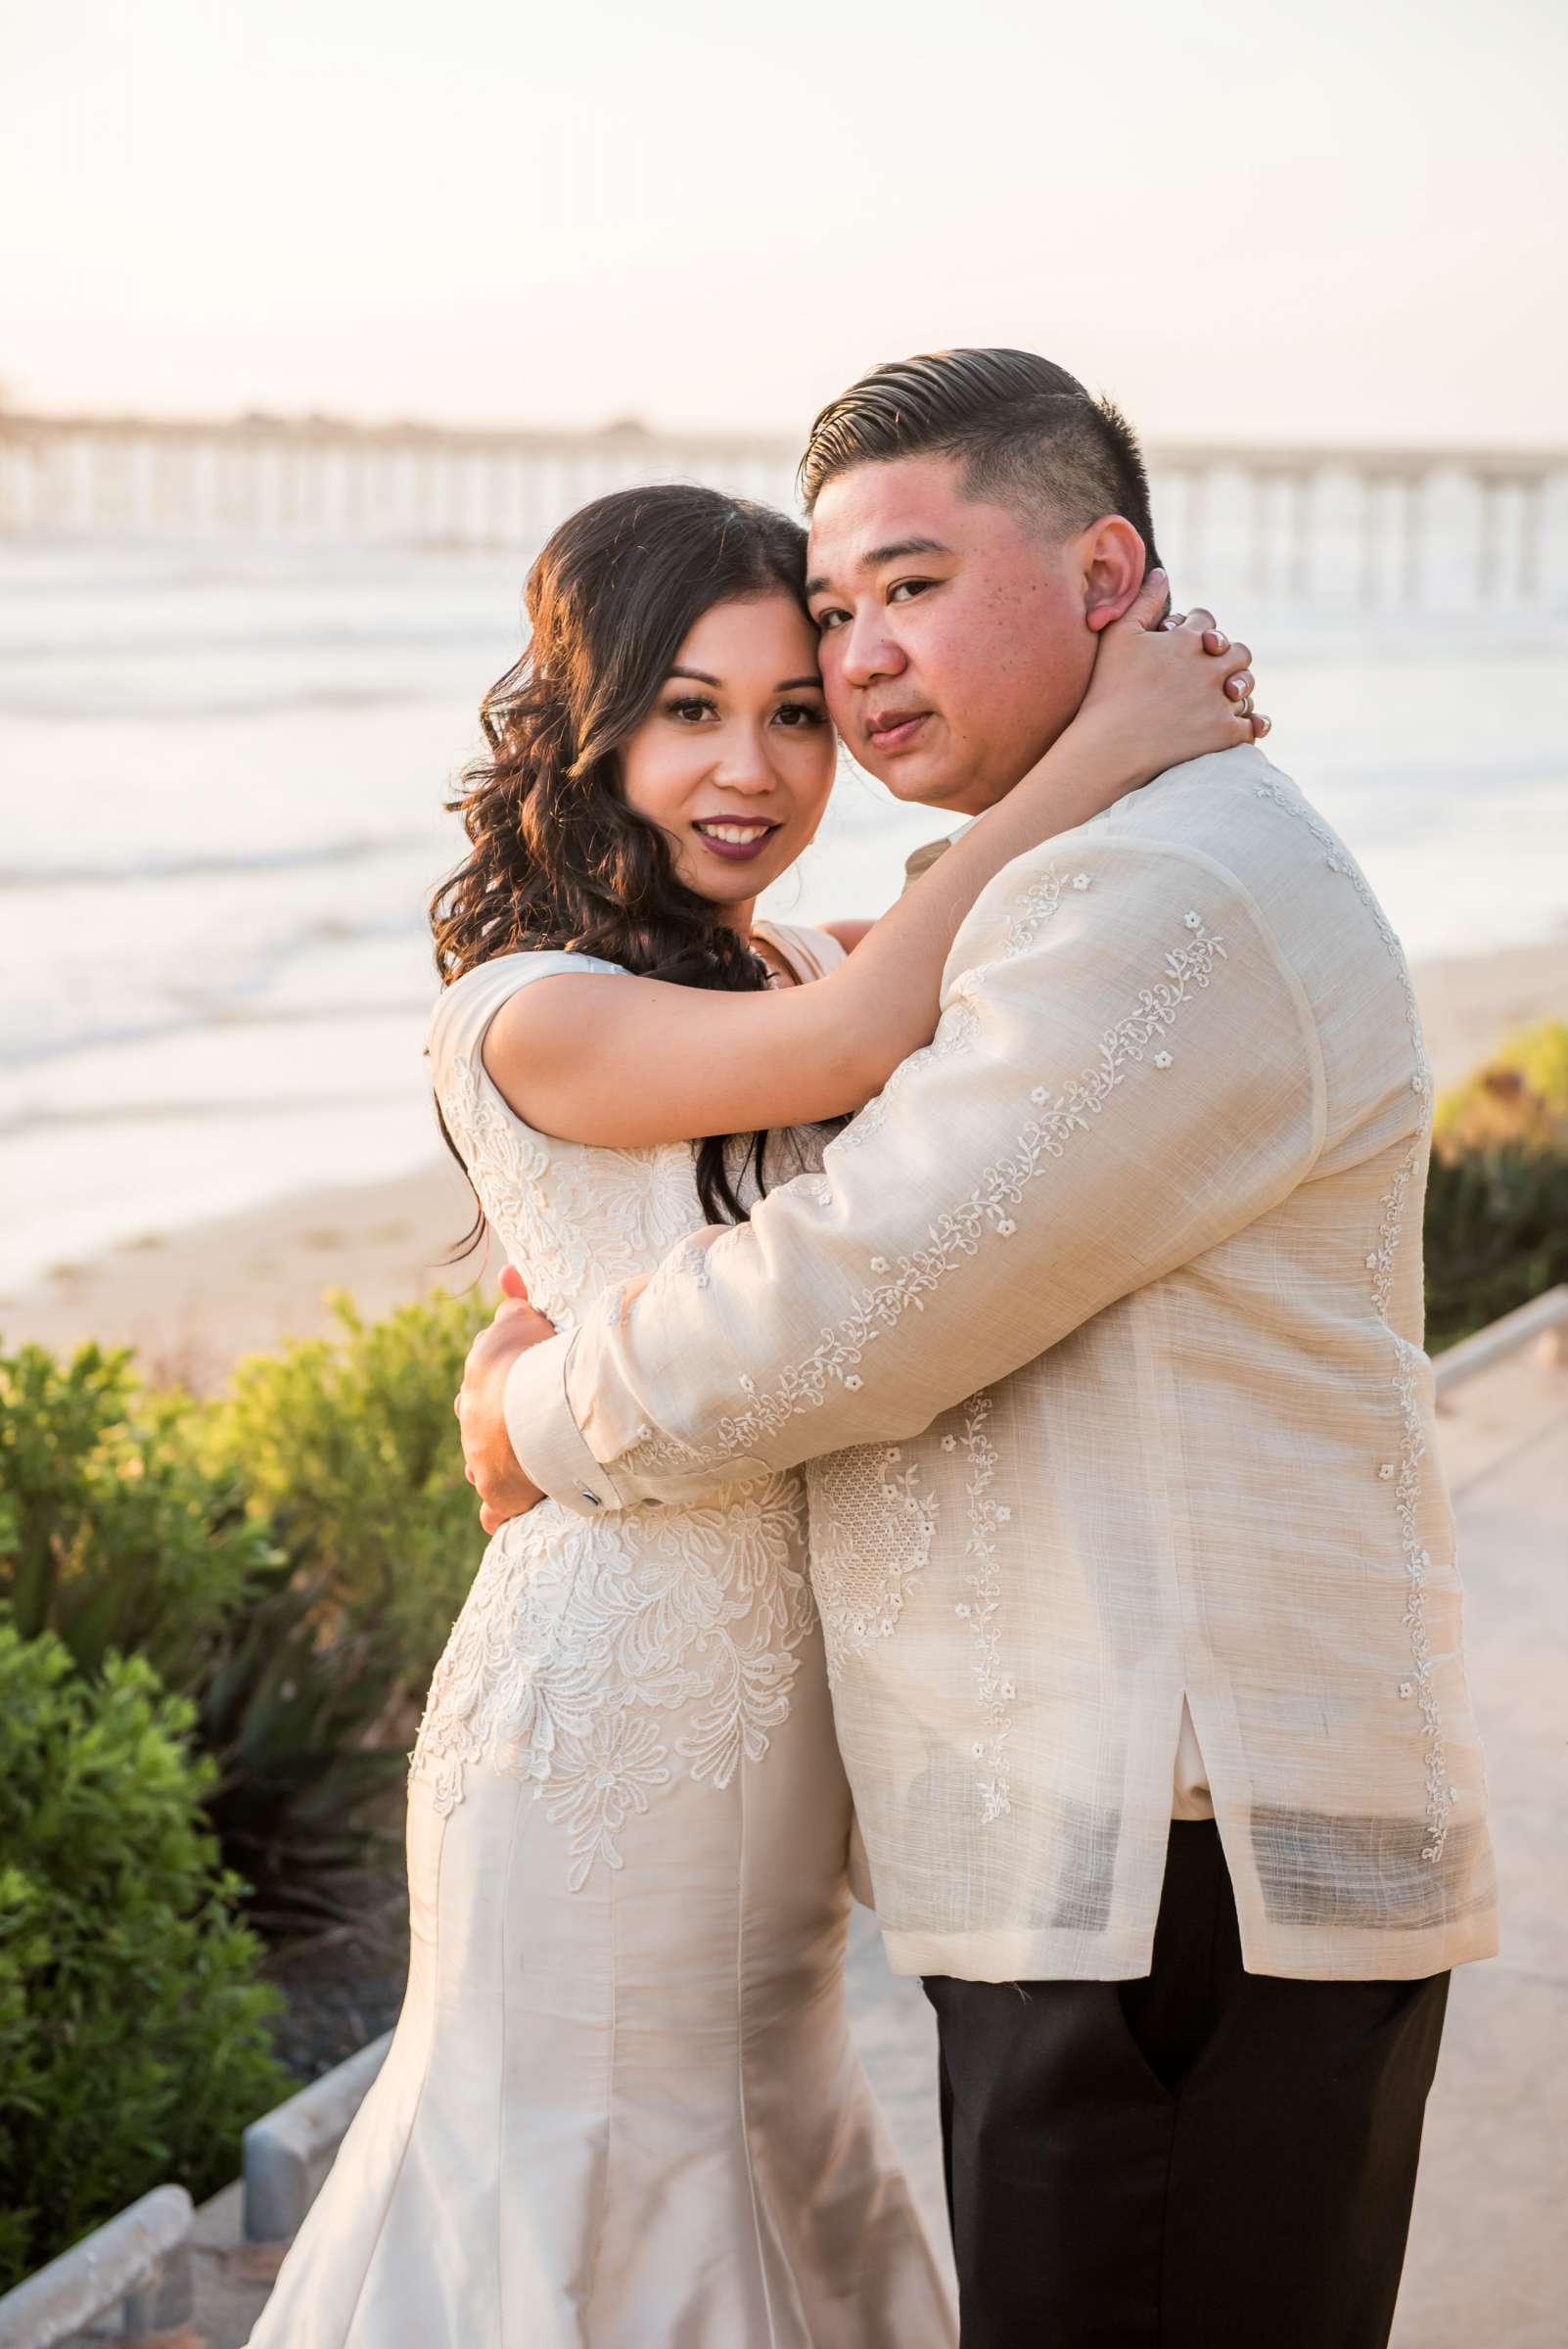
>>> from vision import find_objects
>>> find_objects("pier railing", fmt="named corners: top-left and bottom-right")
top-left (1, 410), bottom-right (1564, 615)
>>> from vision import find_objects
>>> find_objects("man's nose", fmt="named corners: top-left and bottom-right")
top-left (839, 612), bottom-right (904, 690)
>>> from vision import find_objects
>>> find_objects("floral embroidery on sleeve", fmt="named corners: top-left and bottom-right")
top-left (691, 903), bottom-right (1228, 1467)
top-left (810, 1446), bottom-right (938, 1681)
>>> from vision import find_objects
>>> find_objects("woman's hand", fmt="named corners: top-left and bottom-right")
top-left (1062, 572), bottom-right (1267, 799)
top-left (1160, 601), bottom-right (1267, 737)
top-left (456, 1267), bottom-right (553, 1532)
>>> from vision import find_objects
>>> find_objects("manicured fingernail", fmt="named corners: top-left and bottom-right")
top-left (1256, 715), bottom-right (1270, 734)
top-left (1149, 566), bottom-right (1167, 581)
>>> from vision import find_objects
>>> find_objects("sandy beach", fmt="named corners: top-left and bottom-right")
top-left (4, 936), bottom-right (1564, 1390)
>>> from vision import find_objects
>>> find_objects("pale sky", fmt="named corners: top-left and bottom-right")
top-left (5, 0), bottom-right (1566, 447)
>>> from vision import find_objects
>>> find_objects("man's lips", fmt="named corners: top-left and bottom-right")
top-left (690, 818), bottom-right (781, 864)
top-left (865, 710), bottom-right (932, 753)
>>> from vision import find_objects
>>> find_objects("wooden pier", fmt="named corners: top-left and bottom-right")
top-left (1, 409), bottom-right (1563, 614)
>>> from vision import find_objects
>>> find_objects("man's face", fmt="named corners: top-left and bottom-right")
top-left (805, 454), bottom-right (1100, 817)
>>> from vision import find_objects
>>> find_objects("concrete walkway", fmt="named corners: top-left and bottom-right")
top-left (174, 1346), bottom-right (1565, 2348)
top-left (1390, 1350), bottom-right (1568, 2347)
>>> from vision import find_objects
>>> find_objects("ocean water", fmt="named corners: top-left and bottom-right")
top-left (2, 536), bottom-right (1565, 1295)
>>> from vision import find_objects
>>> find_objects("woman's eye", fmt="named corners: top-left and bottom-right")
top-left (773, 702), bottom-right (825, 729)
top-left (665, 695), bottom-right (716, 721)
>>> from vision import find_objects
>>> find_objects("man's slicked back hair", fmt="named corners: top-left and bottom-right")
top-left (799, 346), bottom-right (1160, 570)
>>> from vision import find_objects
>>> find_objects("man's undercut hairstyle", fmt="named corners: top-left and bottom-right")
top-left (799, 346), bottom-right (1160, 570)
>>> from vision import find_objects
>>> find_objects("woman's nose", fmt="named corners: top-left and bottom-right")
top-left (711, 732), bottom-right (776, 794)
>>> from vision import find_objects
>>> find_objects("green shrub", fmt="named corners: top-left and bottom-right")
top-left (1434, 1018), bottom-right (1568, 1156)
top-left (207, 1289), bottom-right (491, 1698)
top-left (1424, 1143), bottom-right (1568, 1351)
top-left (0, 1295), bottom-right (495, 1943)
top-left (1508, 1017), bottom-right (1568, 1113)
top-left (0, 1341), bottom-right (274, 1686)
top-left (190, 1288), bottom-right (492, 1928)
top-left (195, 1551), bottom-right (411, 1933)
top-left (1435, 1017), bottom-right (1568, 1138)
top-left (1423, 1017), bottom-right (1568, 1350)
top-left (0, 1619), bottom-right (289, 2292)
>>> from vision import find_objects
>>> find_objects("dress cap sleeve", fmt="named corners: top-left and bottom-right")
top-left (751, 921), bottom-right (848, 983)
top-left (427, 950), bottom-right (626, 1090)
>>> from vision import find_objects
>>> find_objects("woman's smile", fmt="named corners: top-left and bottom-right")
top-left (689, 816), bottom-right (783, 863)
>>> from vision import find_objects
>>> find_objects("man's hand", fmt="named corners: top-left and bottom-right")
top-left (456, 1267), bottom-right (555, 1534)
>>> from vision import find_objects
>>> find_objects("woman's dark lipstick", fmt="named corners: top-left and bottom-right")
top-left (690, 818), bottom-right (781, 865)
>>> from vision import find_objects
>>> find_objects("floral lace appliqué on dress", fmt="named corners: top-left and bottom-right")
top-left (409, 987), bottom-right (821, 1889)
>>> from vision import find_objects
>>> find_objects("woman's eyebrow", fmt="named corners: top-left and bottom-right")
top-left (668, 666), bottom-right (823, 692)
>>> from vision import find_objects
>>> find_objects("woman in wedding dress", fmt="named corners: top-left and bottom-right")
top-left (246, 484), bottom-right (1258, 2347)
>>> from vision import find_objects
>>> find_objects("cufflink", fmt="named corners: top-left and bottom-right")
top-left (578, 1488), bottom-right (602, 1508)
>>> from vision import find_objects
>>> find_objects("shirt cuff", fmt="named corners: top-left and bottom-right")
top-left (503, 1333), bottom-right (625, 1518)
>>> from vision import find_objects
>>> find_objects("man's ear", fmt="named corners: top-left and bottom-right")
top-left (1080, 517), bottom-right (1149, 634)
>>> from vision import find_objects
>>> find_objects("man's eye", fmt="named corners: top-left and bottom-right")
top-left (888, 578), bottom-right (933, 604)
top-left (813, 608), bottom-right (849, 634)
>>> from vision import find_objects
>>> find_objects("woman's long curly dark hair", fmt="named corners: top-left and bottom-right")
top-left (431, 483), bottom-right (813, 1243)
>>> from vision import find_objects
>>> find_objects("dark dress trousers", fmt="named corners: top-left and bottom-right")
top-left (925, 1821), bottom-right (1450, 2347)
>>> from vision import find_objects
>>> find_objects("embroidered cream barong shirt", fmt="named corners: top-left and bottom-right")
top-left (506, 746), bottom-right (1499, 1984)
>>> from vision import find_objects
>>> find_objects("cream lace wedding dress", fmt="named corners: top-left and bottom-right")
top-left (246, 926), bottom-right (955, 2349)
